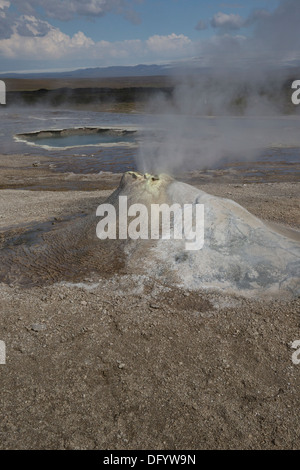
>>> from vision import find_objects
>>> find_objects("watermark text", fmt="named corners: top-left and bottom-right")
top-left (0, 340), bottom-right (6, 364)
top-left (96, 196), bottom-right (204, 251)
top-left (291, 340), bottom-right (300, 365)
top-left (0, 80), bottom-right (6, 105)
top-left (291, 80), bottom-right (300, 105)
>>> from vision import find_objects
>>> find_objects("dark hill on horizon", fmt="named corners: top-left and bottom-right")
top-left (0, 63), bottom-right (185, 79)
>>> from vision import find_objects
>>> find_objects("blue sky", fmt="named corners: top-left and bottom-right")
top-left (48, 1), bottom-right (276, 42)
top-left (0, 0), bottom-right (298, 73)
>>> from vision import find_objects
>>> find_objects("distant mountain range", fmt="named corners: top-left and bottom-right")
top-left (0, 60), bottom-right (299, 80)
top-left (0, 63), bottom-right (194, 79)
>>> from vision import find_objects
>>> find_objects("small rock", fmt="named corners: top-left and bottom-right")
top-left (150, 303), bottom-right (160, 309)
top-left (81, 300), bottom-right (88, 306)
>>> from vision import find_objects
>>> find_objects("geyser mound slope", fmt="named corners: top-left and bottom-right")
top-left (0, 171), bottom-right (299, 298)
top-left (114, 172), bottom-right (300, 298)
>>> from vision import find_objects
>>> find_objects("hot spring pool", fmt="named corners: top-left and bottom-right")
top-left (15, 127), bottom-right (138, 150)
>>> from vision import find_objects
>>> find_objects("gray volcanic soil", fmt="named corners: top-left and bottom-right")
top-left (0, 162), bottom-right (300, 449)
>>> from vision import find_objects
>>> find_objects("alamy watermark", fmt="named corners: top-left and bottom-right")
top-left (0, 80), bottom-right (6, 105)
top-left (291, 340), bottom-right (300, 365)
top-left (96, 196), bottom-right (204, 251)
top-left (0, 340), bottom-right (6, 364)
top-left (291, 80), bottom-right (300, 105)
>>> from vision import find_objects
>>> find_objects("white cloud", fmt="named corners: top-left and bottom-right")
top-left (0, 0), bottom-right (10, 10)
top-left (0, 0), bottom-right (143, 45)
top-left (15, 15), bottom-right (53, 37)
top-left (146, 33), bottom-right (193, 56)
top-left (0, 30), bottom-right (194, 64)
top-left (211, 12), bottom-right (244, 30)
top-left (10, 0), bottom-right (142, 22)
top-left (0, 28), bottom-right (94, 59)
top-left (92, 38), bottom-right (143, 61)
top-left (0, 0), bottom-right (299, 70)
top-left (0, 0), bottom-right (12, 38)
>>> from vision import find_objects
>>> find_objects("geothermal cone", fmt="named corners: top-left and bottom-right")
top-left (108, 172), bottom-right (300, 298)
top-left (0, 171), bottom-right (299, 298)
